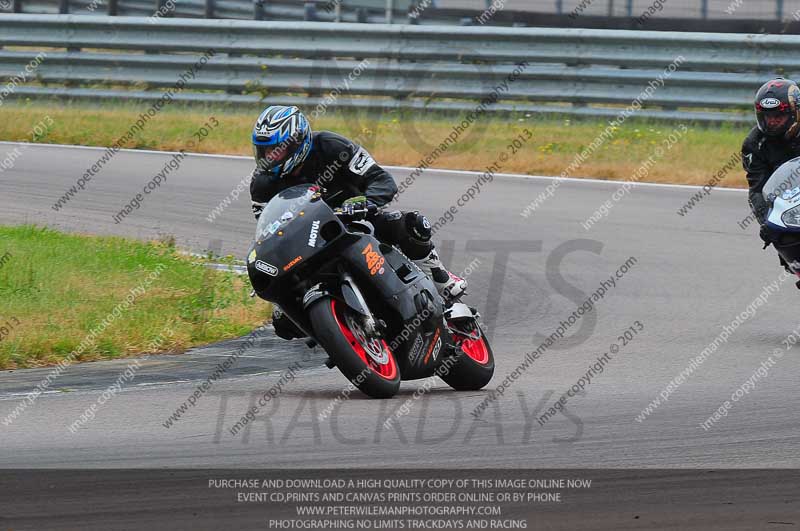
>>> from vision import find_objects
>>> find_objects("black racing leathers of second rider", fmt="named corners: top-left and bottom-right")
top-left (744, 77), bottom-right (800, 254)
top-left (742, 126), bottom-right (800, 227)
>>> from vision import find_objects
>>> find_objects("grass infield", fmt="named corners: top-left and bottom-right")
top-left (0, 100), bottom-right (751, 188)
top-left (0, 225), bottom-right (270, 369)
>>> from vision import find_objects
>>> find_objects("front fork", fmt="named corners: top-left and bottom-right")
top-left (444, 302), bottom-right (483, 343)
top-left (302, 271), bottom-right (384, 337)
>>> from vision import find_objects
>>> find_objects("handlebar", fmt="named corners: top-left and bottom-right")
top-left (333, 204), bottom-right (378, 217)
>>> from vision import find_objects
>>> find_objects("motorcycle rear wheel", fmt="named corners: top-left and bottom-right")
top-left (309, 297), bottom-right (401, 399)
top-left (439, 323), bottom-right (495, 391)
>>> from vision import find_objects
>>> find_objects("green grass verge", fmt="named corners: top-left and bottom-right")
top-left (0, 99), bottom-right (751, 187)
top-left (0, 225), bottom-right (270, 369)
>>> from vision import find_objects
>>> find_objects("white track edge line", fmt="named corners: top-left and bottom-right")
top-left (0, 140), bottom-right (747, 194)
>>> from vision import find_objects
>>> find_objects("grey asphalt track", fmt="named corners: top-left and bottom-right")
top-left (0, 142), bottom-right (799, 476)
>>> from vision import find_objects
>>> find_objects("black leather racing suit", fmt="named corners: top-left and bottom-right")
top-left (742, 126), bottom-right (800, 224)
top-left (250, 131), bottom-right (437, 338)
top-left (250, 131), bottom-right (434, 259)
top-left (743, 126), bottom-right (800, 270)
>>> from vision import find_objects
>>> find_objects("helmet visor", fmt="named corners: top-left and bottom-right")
top-left (254, 137), bottom-right (300, 171)
top-left (757, 99), bottom-right (793, 136)
top-left (763, 113), bottom-right (790, 135)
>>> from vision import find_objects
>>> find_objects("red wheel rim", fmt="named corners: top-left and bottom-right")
top-left (458, 336), bottom-right (490, 365)
top-left (330, 299), bottom-right (398, 380)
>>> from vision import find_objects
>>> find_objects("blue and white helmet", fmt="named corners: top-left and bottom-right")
top-left (252, 105), bottom-right (313, 178)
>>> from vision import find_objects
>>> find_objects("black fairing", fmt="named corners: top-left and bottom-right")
top-left (246, 185), bottom-right (450, 380)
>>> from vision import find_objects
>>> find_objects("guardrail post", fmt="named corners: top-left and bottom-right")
top-left (254, 0), bottom-right (264, 20)
top-left (108, 0), bottom-right (118, 15)
top-left (625, 0), bottom-right (632, 16)
top-left (155, 0), bottom-right (172, 17)
top-left (12, 0), bottom-right (22, 12)
top-left (58, 0), bottom-right (69, 13)
top-left (304, 1), bottom-right (317, 20)
top-left (776, 0), bottom-right (784, 20)
top-left (334, 0), bottom-right (341, 21)
top-left (205, 0), bottom-right (214, 18)
top-left (555, 0), bottom-right (562, 14)
top-left (356, 6), bottom-right (367, 22)
top-left (607, 0), bottom-right (614, 16)
top-left (700, 0), bottom-right (707, 18)
top-left (385, 0), bottom-right (393, 23)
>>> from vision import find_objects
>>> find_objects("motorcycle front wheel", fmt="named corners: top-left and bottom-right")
top-left (309, 297), bottom-right (401, 399)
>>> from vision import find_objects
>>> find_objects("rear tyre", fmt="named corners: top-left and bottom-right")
top-left (439, 323), bottom-right (494, 391)
top-left (308, 297), bottom-right (401, 399)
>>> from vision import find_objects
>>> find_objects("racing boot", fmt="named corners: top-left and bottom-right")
top-left (414, 248), bottom-right (467, 301)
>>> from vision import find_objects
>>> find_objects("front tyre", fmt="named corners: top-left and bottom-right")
top-left (308, 298), bottom-right (401, 399)
top-left (439, 323), bottom-right (494, 391)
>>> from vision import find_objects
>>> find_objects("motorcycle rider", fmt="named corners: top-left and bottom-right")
top-left (249, 105), bottom-right (467, 339)
top-left (743, 77), bottom-right (800, 267)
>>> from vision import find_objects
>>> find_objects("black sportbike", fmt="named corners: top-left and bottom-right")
top-left (246, 185), bottom-right (494, 398)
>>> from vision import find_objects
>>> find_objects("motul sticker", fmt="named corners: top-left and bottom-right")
top-left (308, 220), bottom-right (320, 247)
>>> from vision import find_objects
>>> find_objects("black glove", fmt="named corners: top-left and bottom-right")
top-left (760, 223), bottom-right (779, 249)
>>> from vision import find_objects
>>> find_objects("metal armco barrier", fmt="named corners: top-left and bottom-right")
top-left (3, 0), bottom-right (434, 24)
top-left (0, 14), bottom-right (787, 122)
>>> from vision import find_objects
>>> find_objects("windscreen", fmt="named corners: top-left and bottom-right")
top-left (763, 156), bottom-right (800, 204)
top-left (254, 185), bottom-right (316, 241)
